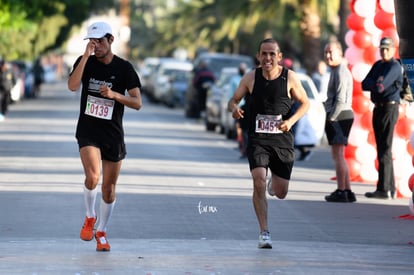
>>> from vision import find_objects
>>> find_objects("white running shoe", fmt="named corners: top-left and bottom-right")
top-left (267, 178), bottom-right (275, 196)
top-left (258, 231), bottom-right (272, 249)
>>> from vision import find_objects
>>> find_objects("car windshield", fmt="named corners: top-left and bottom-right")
top-left (203, 57), bottom-right (253, 78)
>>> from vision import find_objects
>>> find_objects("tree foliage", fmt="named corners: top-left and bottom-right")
top-left (0, 0), bottom-right (346, 74)
top-left (131, 0), bottom-right (343, 73)
top-left (0, 0), bottom-right (113, 61)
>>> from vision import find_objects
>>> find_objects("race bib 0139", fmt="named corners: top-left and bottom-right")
top-left (84, 95), bottom-right (114, 120)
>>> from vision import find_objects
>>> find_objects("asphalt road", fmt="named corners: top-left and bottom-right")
top-left (1, 80), bottom-right (414, 275)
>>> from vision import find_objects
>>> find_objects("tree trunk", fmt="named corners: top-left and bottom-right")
top-left (338, 0), bottom-right (351, 51)
top-left (299, 0), bottom-right (321, 75)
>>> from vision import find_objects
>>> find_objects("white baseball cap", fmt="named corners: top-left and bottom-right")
top-left (84, 22), bottom-right (113, 40)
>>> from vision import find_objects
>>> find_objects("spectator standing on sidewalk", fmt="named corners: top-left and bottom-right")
top-left (192, 61), bottom-right (215, 118)
top-left (32, 57), bottom-right (44, 98)
top-left (68, 21), bottom-right (142, 251)
top-left (362, 37), bottom-right (403, 200)
top-left (323, 41), bottom-right (355, 203)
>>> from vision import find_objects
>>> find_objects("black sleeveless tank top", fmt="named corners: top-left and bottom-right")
top-left (248, 67), bottom-right (293, 147)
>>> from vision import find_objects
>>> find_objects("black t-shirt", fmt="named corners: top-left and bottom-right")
top-left (71, 55), bottom-right (141, 143)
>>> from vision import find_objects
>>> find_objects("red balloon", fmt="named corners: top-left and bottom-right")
top-left (345, 145), bottom-right (358, 159)
top-left (408, 173), bottom-right (414, 191)
top-left (407, 140), bottom-right (414, 156)
top-left (352, 94), bottom-right (371, 114)
top-left (367, 130), bottom-right (376, 146)
top-left (360, 111), bottom-right (373, 131)
top-left (353, 30), bottom-right (373, 49)
top-left (395, 117), bottom-right (414, 139)
top-left (347, 13), bottom-right (366, 31)
top-left (353, 79), bottom-right (363, 95)
top-left (350, 0), bottom-right (357, 13)
top-left (363, 46), bottom-right (378, 64)
top-left (374, 9), bottom-right (395, 30)
top-left (346, 157), bottom-right (362, 181)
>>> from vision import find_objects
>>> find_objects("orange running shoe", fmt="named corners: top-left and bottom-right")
top-left (80, 216), bottom-right (96, 241)
top-left (95, 231), bottom-right (110, 251)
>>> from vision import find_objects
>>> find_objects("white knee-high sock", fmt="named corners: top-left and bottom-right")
top-left (83, 186), bottom-right (98, 218)
top-left (97, 198), bottom-right (115, 232)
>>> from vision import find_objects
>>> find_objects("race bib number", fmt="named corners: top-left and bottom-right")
top-left (255, 114), bottom-right (283, 134)
top-left (84, 95), bottom-right (114, 120)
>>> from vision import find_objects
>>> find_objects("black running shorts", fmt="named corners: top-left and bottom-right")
top-left (77, 137), bottom-right (126, 162)
top-left (247, 143), bottom-right (294, 180)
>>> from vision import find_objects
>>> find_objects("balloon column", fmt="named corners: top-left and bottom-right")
top-left (345, 0), bottom-right (414, 198)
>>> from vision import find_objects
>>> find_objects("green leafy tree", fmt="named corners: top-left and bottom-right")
top-left (132, 0), bottom-right (344, 74)
top-left (0, 0), bottom-right (113, 61)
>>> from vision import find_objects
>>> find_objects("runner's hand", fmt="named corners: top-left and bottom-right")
top-left (232, 108), bottom-right (244, 119)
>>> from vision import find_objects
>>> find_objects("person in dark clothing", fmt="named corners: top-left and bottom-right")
top-left (228, 38), bottom-right (309, 249)
top-left (362, 37), bottom-right (403, 200)
top-left (32, 57), bottom-right (44, 98)
top-left (0, 57), bottom-right (16, 121)
top-left (192, 61), bottom-right (215, 116)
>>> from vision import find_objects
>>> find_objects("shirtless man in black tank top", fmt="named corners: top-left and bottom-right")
top-left (228, 38), bottom-right (310, 249)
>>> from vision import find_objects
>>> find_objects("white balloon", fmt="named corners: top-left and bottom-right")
top-left (345, 47), bottom-right (363, 65)
top-left (394, 156), bottom-right (414, 198)
top-left (360, 162), bottom-right (378, 182)
top-left (348, 126), bottom-right (369, 147)
top-left (392, 137), bottom-right (408, 157)
top-left (345, 30), bottom-right (356, 47)
top-left (351, 62), bottom-right (372, 82)
top-left (354, 0), bottom-right (376, 18)
top-left (379, 0), bottom-right (395, 14)
top-left (355, 144), bottom-right (377, 163)
top-left (364, 16), bottom-right (382, 37)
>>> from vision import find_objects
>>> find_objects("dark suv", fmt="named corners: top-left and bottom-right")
top-left (184, 52), bottom-right (254, 118)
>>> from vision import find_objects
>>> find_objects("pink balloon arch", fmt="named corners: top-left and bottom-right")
top-left (345, 0), bottom-right (414, 198)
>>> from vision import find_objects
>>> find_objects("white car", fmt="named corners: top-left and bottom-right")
top-left (151, 60), bottom-right (193, 103)
top-left (296, 72), bottom-right (326, 144)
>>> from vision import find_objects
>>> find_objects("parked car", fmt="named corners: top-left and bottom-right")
top-left (138, 57), bottom-right (163, 95)
top-left (162, 68), bottom-right (193, 108)
top-left (141, 57), bottom-right (179, 102)
top-left (151, 60), bottom-right (193, 103)
top-left (297, 72), bottom-right (326, 144)
top-left (205, 67), bottom-right (239, 132)
top-left (184, 52), bottom-right (254, 118)
top-left (219, 72), bottom-right (326, 143)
